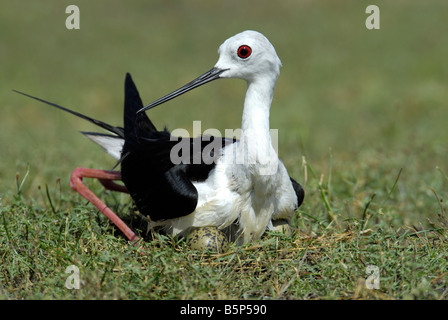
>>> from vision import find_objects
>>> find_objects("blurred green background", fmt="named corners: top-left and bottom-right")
top-left (1, 0), bottom-right (447, 224)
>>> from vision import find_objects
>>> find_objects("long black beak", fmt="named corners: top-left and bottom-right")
top-left (137, 67), bottom-right (227, 113)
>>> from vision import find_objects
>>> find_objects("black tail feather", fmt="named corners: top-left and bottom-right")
top-left (13, 89), bottom-right (124, 138)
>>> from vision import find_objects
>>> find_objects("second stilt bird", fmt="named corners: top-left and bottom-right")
top-left (16, 30), bottom-right (304, 245)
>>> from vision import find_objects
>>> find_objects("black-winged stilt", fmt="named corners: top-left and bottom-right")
top-left (16, 30), bottom-right (304, 246)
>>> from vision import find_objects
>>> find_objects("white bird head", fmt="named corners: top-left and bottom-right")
top-left (138, 30), bottom-right (282, 113)
top-left (214, 30), bottom-right (282, 83)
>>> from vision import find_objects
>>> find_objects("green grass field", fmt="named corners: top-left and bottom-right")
top-left (1, 1), bottom-right (448, 300)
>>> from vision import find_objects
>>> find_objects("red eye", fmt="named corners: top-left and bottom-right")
top-left (237, 45), bottom-right (252, 59)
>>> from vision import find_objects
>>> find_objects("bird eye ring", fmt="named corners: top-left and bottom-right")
top-left (237, 45), bottom-right (252, 59)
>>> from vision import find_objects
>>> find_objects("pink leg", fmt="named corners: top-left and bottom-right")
top-left (70, 167), bottom-right (140, 243)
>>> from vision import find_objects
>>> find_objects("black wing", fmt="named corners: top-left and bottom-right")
top-left (15, 74), bottom-right (236, 222)
top-left (121, 73), bottom-right (236, 221)
top-left (290, 177), bottom-right (305, 209)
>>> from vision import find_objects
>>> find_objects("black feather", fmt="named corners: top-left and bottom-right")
top-left (290, 177), bottom-right (305, 208)
top-left (13, 89), bottom-right (124, 138)
top-left (121, 73), bottom-right (236, 221)
top-left (14, 74), bottom-right (238, 222)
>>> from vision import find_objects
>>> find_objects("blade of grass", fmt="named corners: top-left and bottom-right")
top-left (379, 168), bottom-right (403, 208)
top-left (362, 192), bottom-right (377, 230)
top-left (45, 184), bottom-right (57, 214)
top-left (15, 164), bottom-right (30, 196)
top-left (428, 186), bottom-right (446, 216)
top-left (303, 156), bottom-right (339, 228)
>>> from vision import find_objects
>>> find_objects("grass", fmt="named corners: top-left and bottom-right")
top-left (1, 0), bottom-right (448, 300)
top-left (2, 171), bottom-right (448, 300)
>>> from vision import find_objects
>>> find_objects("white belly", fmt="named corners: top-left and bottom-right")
top-left (166, 151), bottom-right (297, 244)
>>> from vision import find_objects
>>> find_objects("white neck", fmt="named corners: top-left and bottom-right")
top-left (238, 76), bottom-right (279, 174)
top-left (241, 77), bottom-right (274, 134)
